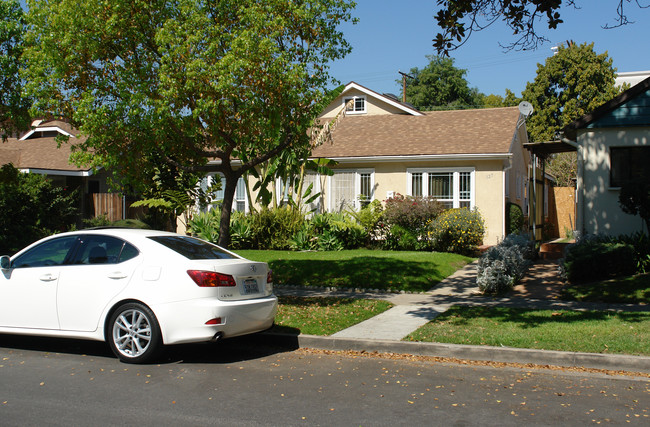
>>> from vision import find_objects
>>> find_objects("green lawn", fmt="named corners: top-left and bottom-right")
top-left (561, 273), bottom-right (650, 305)
top-left (272, 296), bottom-right (393, 336)
top-left (236, 249), bottom-right (473, 292)
top-left (405, 306), bottom-right (650, 356)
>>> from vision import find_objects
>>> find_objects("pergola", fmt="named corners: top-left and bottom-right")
top-left (522, 140), bottom-right (576, 241)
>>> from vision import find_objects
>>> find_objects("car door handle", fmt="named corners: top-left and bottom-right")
top-left (39, 274), bottom-right (57, 282)
top-left (108, 272), bottom-right (128, 279)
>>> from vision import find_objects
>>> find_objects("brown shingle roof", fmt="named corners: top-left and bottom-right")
top-left (0, 136), bottom-right (89, 172)
top-left (311, 107), bottom-right (520, 158)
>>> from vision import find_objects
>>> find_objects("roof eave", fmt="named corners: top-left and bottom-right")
top-left (309, 153), bottom-right (512, 164)
top-left (563, 76), bottom-right (650, 141)
top-left (342, 82), bottom-right (424, 116)
top-left (19, 168), bottom-right (95, 177)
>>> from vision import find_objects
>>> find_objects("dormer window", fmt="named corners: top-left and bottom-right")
top-left (344, 96), bottom-right (366, 114)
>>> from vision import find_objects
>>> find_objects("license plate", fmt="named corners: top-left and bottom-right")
top-left (243, 278), bottom-right (259, 295)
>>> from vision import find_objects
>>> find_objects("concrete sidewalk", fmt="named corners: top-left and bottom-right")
top-left (273, 260), bottom-right (650, 374)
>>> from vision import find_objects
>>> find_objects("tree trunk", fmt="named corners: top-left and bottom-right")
top-left (217, 171), bottom-right (238, 249)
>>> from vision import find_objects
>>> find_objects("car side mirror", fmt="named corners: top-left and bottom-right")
top-left (0, 255), bottom-right (11, 270)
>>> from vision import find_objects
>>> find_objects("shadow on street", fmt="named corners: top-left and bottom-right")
top-left (0, 332), bottom-right (300, 365)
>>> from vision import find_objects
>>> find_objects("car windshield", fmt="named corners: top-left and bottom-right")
top-left (148, 236), bottom-right (237, 260)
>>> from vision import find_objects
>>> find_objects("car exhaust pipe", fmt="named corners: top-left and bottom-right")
top-left (210, 331), bottom-right (223, 342)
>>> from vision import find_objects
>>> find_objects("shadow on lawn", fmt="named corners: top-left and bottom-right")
top-left (269, 256), bottom-right (449, 292)
top-left (441, 306), bottom-right (650, 328)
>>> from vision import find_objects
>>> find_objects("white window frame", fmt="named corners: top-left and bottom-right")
top-left (301, 172), bottom-right (322, 214)
top-left (343, 96), bottom-right (367, 115)
top-left (204, 173), bottom-right (249, 213)
top-left (406, 167), bottom-right (475, 209)
top-left (327, 169), bottom-right (375, 211)
top-left (275, 174), bottom-right (323, 213)
top-left (275, 178), bottom-right (291, 206)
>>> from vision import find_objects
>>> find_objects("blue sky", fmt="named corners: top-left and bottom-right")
top-left (328, 1), bottom-right (650, 98)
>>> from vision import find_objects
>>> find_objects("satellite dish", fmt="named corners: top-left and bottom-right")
top-left (518, 101), bottom-right (534, 117)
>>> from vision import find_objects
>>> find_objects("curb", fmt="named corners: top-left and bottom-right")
top-left (258, 332), bottom-right (650, 374)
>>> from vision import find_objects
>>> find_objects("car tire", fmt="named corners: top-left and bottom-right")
top-left (107, 302), bottom-right (163, 364)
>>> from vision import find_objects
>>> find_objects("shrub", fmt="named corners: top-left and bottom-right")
top-left (382, 194), bottom-right (445, 236)
top-left (0, 164), bottom-right (78, 253)
top-left (477, 234), bottom-right (533, 295)
top-left (187, 209), bottom-right (220, 243)
top-left (83, 214), bottom-right (112, 228)
top-left (382, 225), bottom-right (418, 251)
top-left (250, 207), bottom-right (303, 250)
top-left (615, 232), bottom-right (650, 274)
top-left (429, 208), bottom-right (485, 255)
top-left (229, 212), bottom-right (253, 250)
top-left (499, 233), bottom-right (536, 261)
top-left (289, 225), bottom-right (317, 251)
top-left (111, 219), bottom-right (150, 229)
top-left (561, 237), bottom-right (636, 283)
top-left (317, 229), bottom-right (344, 251)
top-left (329, 217), bottom-right (366, 249)
top-left (289, 213), bottom-right (365, 251)
top-left (506, 202), bottom-right (524, 235)
top-left (347, 199), bottom-right (384, 242)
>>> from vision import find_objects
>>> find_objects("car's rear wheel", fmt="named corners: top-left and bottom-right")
top-left (108, 303), bottom-right (162, 364)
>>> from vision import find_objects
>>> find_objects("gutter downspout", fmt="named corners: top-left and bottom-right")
top-left (562, 137), bottom-right (582, 236)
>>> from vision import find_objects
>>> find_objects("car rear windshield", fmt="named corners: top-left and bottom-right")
top-left (148, 236), bottom-right (237, 260)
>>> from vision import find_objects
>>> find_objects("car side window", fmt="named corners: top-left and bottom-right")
top-left (119, 242), bottom-right (139, 263)
top-left (72, 235), bottom-right (139, 265)
top-left (11, 236), bottom-right (79, 268)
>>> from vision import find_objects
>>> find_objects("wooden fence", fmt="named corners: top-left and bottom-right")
top-left (91, 193), bottom-right (123, 221)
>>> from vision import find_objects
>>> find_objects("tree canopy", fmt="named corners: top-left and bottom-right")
top-left (23, 0), bottom-right (355, 247)
top-left (521, 41), bottom-right (620, 187)
top-left (400, 55), bottom-right (482, 110)
top-left (521, 42), bottom-right (620, 143)
top-left (0, 0), bottom-right (30, 139)
top-left (433, 0), bottom-right (647, 55)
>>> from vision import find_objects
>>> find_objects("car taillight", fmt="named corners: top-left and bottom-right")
top-left (267, 269), bottom-right (273, 284)
top-left (187, 270), bottom-right (236, 287)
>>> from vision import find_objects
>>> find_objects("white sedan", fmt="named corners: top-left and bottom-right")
top-left (0, 228), bottom-right (277, 363)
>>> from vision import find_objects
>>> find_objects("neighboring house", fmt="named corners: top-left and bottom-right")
top-left (281, 82), bottom-right (531, 245)
top-left (562, 76), bottom-right (650, 236)
top-left (615, 70), bottom-right (650, 88)
top-left (0, 120), bottom-right (122, 221)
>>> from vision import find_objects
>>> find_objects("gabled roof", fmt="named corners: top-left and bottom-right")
top-left (563, 76), bottom-right (650, 140)
top-left (311, 106), bottom-right (521, 160)
top-left (0, 120), bottom-right (92, 175)
top-left (341, 82), bottom-right (424, 116)
top-left (19, 119), bottom-right (78, 140)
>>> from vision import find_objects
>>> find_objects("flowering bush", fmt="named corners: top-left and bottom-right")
top-left (381, 193), bottom-right (445, 236)
top-left (429, 208), bottom-right (485, 255)
top-left (477, 234), bottom-right (534, 295)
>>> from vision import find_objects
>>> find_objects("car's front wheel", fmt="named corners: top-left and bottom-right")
top-left (108, 303), bottom-right (162, 364)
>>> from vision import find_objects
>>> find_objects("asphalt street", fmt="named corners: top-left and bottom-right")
top-left (0, 335), bottom-right (648, 426)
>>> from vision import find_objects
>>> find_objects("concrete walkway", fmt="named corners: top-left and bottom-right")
top-left (330, 261), bottom-right (480, 340)
top-left (273, 260), bottom-right (650, 373)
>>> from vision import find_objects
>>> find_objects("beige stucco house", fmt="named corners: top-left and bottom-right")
top-left (227, 82), bottom-right (528, 245)
top-left (563, 76), bottom-right (650, 236)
